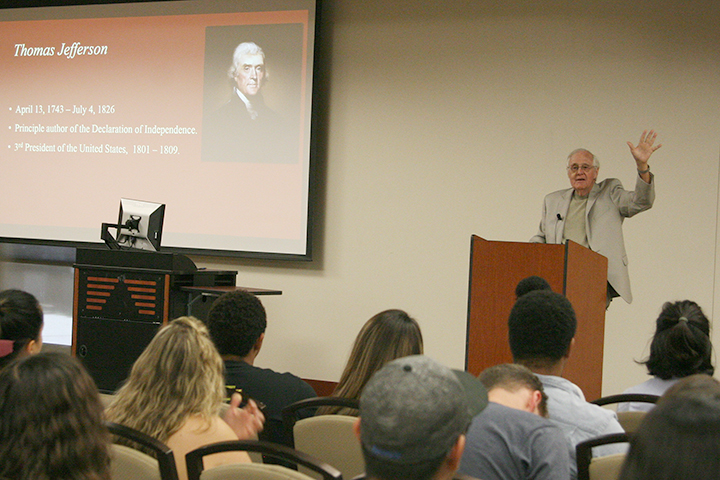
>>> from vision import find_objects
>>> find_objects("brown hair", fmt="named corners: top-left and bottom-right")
top-left (0, 352), bottom-right (110, 480)
top-left (479, 363), bottom-right (549, 417)
top-left (322, 309), bottom-right (423, 415)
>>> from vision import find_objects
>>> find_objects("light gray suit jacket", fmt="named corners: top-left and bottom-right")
top-left (530, 173), bottom-right (655, 303)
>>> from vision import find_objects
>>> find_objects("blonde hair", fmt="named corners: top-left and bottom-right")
top-left (322, 310), bottom-right (423, 414)
top-left (106, 316), bottom-right (225, 443)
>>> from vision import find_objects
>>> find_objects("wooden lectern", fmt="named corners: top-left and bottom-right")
top-left (466, 235), bottom-right (608, 400)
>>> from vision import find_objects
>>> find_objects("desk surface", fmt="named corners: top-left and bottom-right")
top-left (180, 286), bottom-right (282, 296)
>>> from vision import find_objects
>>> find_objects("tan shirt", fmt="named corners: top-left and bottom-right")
top-left (562, 193), bottom-right (589, 247)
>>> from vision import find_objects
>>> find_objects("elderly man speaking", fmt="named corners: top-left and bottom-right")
top-left (530, 130), bottom-right (661, 305)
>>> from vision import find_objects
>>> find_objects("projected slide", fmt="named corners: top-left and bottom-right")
top-left (0, 1), bottom-right (316, 258)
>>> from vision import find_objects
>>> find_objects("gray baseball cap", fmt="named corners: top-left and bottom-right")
top-left (359, 355), bottom-right (488, 464)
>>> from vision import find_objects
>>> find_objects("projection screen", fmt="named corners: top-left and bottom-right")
top-left (0, 0), bottom-right (319, 259)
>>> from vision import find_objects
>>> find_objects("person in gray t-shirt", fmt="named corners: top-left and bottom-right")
top-left (459, 364), bottom-right (570, 480)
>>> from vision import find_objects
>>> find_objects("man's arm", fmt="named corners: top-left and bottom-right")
top-left (529, 198), bottom-right (549, 243)
top-left (607, 173), bottom-right (655, 218)
top-left (627, 129), bottom-right (662, 184)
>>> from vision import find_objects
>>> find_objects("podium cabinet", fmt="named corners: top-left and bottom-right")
top-left (466, 236), bottom-right (608, 400)
top-left (72, 248), bottom-right (236, 393)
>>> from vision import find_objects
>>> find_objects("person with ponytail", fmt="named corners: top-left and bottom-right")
top-left (0, 289), bottom-right (44, 371)
top-left (619, 300), bottom-right (714, 412)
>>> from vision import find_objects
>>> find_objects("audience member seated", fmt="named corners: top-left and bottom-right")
top-left (0, 352), bottom-right (111, 480)
top-left (618, 300), bottom-right (714, 413)
top-left (459, 363), bottom-right (570, 480)
top-left (618, 374), bottom-right (720, 480)
top-left (205, 290), bottom-right (316, 446)
top-left (105, 316), bottom-right (264, 480)
top-left (354, 355), bottom-right (487, 480)
top-left (508, 289), bottom-right (625, 479)
top-left (0, 289), bottom-right (43, 371)
top-left (321, 309), bottom-right (423, 415)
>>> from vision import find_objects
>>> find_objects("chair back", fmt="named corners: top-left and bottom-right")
top-left (282, 397), bottom-right (363, 479)
top-left (591, 393), bottom-right (660, 407)
top-left (350, 474), bottom-right (479, 480)
top-left (200, 463), bottom-right (311, 480)
top-left (110, 444), bottom-right (162, 480)
top-left (587, 453), bottom-right (626, 480)
top-left (185, 440), bottom-right (343, 480)
top-left (590, 394), bottom-right (659, 434)
top-left (615, 411), bottom-right (646, 434)
top-left (576, 433), bottom-right (629, 480)
top-left (106, 421), bottom-right (179, 480)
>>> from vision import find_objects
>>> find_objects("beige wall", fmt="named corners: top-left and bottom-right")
top-left (195, 0), bottom-right (720, 396)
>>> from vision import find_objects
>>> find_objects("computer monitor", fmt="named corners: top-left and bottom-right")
top-left (112, 199), bottom-right (165, 252)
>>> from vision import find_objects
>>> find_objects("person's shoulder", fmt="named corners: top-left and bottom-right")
top-left (623, 376), bottom-right (677, 396)
top-left (544, 187), bottom-right (572, 199)
top-left (224, 359), bottom-right (251, 373)
top-left (541, 376), bottom-right (606, 413)
top-left (621, 377), bottom-right (654, 395)
top-left (250, 365), bottom-right (316, 395)
top-left (536, 374), bottom-right (578, 394)
top-left (472, 403), bottom-right (562, 446)
top-left (476, 403), bottom-right (545, 427)
top-left (168, 414), bottom-right (236, 446)
top-left (208, 97), bottom-right (237, 117)
top-left (596, 177), bottom-right (623, 191)
top-left (167, 414), bottom-right (251, 470)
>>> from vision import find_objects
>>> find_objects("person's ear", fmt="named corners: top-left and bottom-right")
top-left (527, 389), bottom-right (543, 415)
top-left (26, 339), bottom-right (41, 355)
top-left (254, 333), bottom-right (265, 353)
top-left (445, 434), bottom-right (466, 472)
top-left (564, 337), bottom-right (575, 359)
top-left (353, 417), bottom-right (362, 441)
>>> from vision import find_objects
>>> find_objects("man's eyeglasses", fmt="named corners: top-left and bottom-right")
top-left (567, 164), bottom-right (596, 173)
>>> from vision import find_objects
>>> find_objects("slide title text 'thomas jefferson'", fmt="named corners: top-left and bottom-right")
top-left (14, 42), bottom-right (108, 59)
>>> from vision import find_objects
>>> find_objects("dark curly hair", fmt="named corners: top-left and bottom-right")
top-left (515, 275), bottom-right (552, 298)
top-left (0, 352), bottom-right (111, 480)
top-left (205, 290), bottom-right (267, 357)
top-left (508, 290), bottom-right (577, 368)
top-left (642, 300), bottom-right (714, 379)
top-left (0, 289), bottom-right (44, 370)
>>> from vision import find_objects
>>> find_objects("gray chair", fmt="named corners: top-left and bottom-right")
top-left (576, 432), bottom-right (629, 480)
top-left (106, 421), bottom-right (179, 480)
top-left (282, 397), bottom-right (363, 479)
top-left (185, 440), bottom-right (343, 480)
top-left (351, 475), bottom-right (479, 480)
top-left (590, 394), bottom-right (659, 434)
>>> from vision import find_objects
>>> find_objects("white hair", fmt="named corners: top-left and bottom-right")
top-left (228, 42), bottom-right (266, 79)
top-left (566, 148), bottom-right (600, 169)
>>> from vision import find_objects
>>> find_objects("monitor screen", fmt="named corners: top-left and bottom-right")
top-left (0, 0), bottom-right (319, 260)
top-left (114, 198), bottom-right (165, 252)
